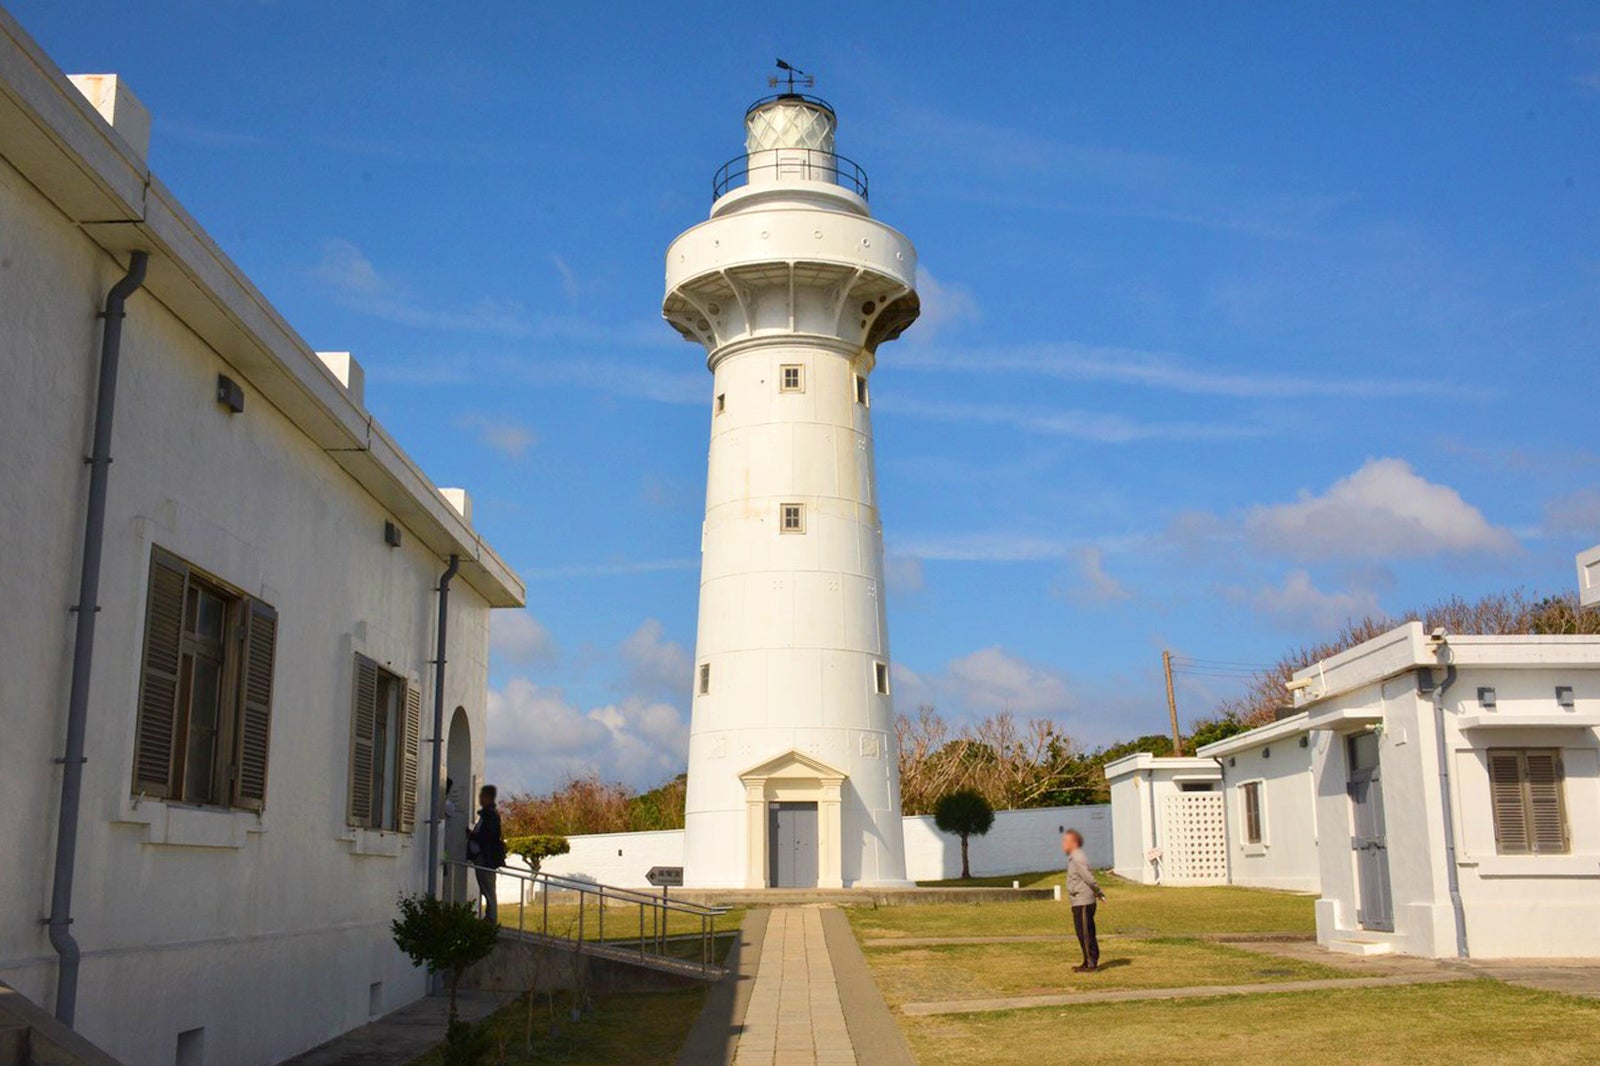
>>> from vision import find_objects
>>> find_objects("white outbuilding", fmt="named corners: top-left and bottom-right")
top-left (1293, 622), bottom-right (1600, 959)
top-left (0, 12), bottom-right (523, 1065)
top-left (1104, 754), bottom-right (1224, 885)
top-left (1198, 713), bottom-right (1321, 893)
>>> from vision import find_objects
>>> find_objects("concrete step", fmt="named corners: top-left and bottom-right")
top-left (1327, 938), bottom-right (1394, 957)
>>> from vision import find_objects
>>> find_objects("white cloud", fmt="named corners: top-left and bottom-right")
top-left (551, 254), bottom-right (581, 303)
top-left (893, 532), bottom-right (1072, 563)
top-left (1068, 546), bottom-right (1131, 604)
top-left (520, 558), bottom-right (700, 580)
top-left (1244, 458), bottom-right (1518, 561)
top-left (911, 266), bottom-right (979, 338)
top-left (458, 414), bottom-right (537, 458)
top-left (313, 238), bottom-right (531, 336)
top-left (619, 619), bottom-right (692, 698)
top-left (880, 395), bottom-right (1272, 443)
top-left (489, 610), bottom-right (558, 668)
top-left (485, 679), bottom-right (688, 792)
top-left (1241, 570), bottom-right (1381, 632)
top-left (940, 647), bottom-right (1073, 717)
top-left (883, 554), bottom-right (925, 594)
top-left (1545, 488), bottom-right (1600, 538)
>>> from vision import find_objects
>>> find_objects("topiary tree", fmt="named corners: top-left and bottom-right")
top-left (505, 834), bottom-right (571, 875)
top-left (391, 893), bottom-right (500, 1025)
top-left (934, 788), bottom-right (995, 880)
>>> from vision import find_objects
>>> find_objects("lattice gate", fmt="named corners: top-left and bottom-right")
top-left (1161, 793), bottom-right (1229, 884)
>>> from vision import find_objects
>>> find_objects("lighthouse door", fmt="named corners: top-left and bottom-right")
top-left (768, 802), bottom-right (820, 888)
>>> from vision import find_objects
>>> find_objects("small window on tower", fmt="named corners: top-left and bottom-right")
top-left (715, 393), bottom-right (726, 415)
top-left (698, 662), bottom-right (711, 695)
top-left (780, 365), bottom-right (804, 392)
top-left (854, 374), bottom-right (869, 406)
top-left (874, 662), bottom-right (890, 695)
top-left (780, 503), bottom-right (805, 533)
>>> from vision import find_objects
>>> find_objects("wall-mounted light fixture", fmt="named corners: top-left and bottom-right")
top-left (1299, 735), bottom-right (1309, 748)
top-left (1556, 685), bottom-right (1575, 710)
top-left (384, 520), bottom-right (402, 548)
top-left (1478, 686), bottom-right (1497, 711)
top-left (216, 374), bottom-right (244, 414)
top-left (1262, 747), bottom-right (1271, 759)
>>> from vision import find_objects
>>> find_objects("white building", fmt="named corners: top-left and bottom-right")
top-left (1293, 622), bottom-right (1600, 958)
top-left (663, 90), bottom-right (920, 888)
top-left (1104, 754), bottom-right (1225, 885)
top-left (0, 11), bottom-right (523, 1065)
top-left (1199, 713), bottom-right (1320, 893)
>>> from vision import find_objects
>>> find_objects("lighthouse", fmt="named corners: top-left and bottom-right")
top-left (664, 73), bottom-right (920, 888)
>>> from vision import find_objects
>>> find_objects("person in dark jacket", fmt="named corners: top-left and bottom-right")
top-left (1063, 828), bottom-right (1107, 972)
top-left (467, 784), bottom-right (505, 923)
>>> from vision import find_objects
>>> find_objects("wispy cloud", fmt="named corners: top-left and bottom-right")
top-left (1065, 546), bottom-right (1132, 605)
top-left (880, 395), bottom-right (1272, 443)
top-left (162, 119), bottom-right (272, 148)
top-left (313, 238), bottom-right (531, 336)
top-left (457, 413), bottom-right (537, 458)
top-left (1230, 569), bottom-right (1381, 632)
top-left (890, 341), bottom-right (1482, 401)
top-left (892, 532), bottom-right (1076, 562)
top-left (911, 266), bottom-right (979, 338)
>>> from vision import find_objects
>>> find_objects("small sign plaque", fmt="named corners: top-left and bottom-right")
top-left (645, 866), bottom-right (684, 888)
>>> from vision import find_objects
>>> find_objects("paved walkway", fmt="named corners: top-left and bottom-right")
top-left (280, 990), bottom-right (500, 1065)
top-left (734, 908), bottom-right (856, 1066)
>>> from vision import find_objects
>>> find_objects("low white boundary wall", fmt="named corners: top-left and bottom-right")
top-left (501, 805), bottom-right (1112, 894)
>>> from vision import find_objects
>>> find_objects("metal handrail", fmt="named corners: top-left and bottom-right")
top-left (712, 149), bottom-right (869, 202)
top-left (744, 92), bottom-right (836, 118)
top-left (449, 861), bottom-right (728, 979)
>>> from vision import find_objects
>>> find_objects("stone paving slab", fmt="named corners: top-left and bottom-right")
top-left (733, 908), bottom-right (858, 1066)
top-left (280, 990), bottom-right (500, 1065)
top-left (900, 971), bottom-right (1471, 1017)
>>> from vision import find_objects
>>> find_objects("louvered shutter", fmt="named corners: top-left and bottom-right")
top-left (133, 550), bottom-right (188, 798)
top-left (399, 682), bottom-right (422, 833)
top-left (1488, 751), bottom-right (1528, 853)
top-left (348, 654), bottom-right (378, 828)
top-left (1524, 752), bottom-right (1567, 854)
top-left (232, 599), bottom-right (278, 811)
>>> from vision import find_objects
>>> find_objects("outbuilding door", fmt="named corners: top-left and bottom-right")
top-left (1347, 731), bottom-right (1394, 932)
top-left (768, 801), bottom-right (819, 888)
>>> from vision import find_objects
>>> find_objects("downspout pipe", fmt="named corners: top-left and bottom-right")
top-left (426, 553), bottom-right (460, 901)
top-left (50, 251), bottom-right (149, 1026)
top-left (1428, 653), bottom-right (1469, 958)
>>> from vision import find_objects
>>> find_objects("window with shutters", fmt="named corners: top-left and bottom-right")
top-left (1241, 781), bottom-right (1265, 845)
top-left (348, 654), bottom-right (421, 833)
top-left (1488, 748), bottom-right (1569, 855)
top-left (132, 547), bottom-right (277, 810)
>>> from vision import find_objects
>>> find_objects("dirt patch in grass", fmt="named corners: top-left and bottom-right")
top-left (903, 981), bottom-right (1600, 1066)
top-left (866, 937), bottom-right (1352, 1006)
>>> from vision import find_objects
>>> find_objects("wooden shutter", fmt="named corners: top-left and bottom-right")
top-left (1489, 751), bottom-right (1530, 853)
top-left (1524, 751), bottom-right (1568, 854)
top-left (348, 654), bottom-right (378, 828)
top-left (399, 681), bottom-right (421, 833)
top-left (232, 598), bottom-right (278, 811)
top-left (133, 549), bottom-right (188, 798)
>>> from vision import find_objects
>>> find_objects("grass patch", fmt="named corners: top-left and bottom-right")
top-left (902, 981), bottom-right (1600, 1066)
top-left (865, 938), bottom-right (1348, 1006)
top-left (409, 987), bottom-right (704, 1066)
top-left (854, 874), bottom-right (1314, 941)
top-left (499, 900), bottom-right (744, 947)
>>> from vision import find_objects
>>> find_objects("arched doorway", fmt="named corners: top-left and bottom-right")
top-left (444, 707), bottom-right (471, 903)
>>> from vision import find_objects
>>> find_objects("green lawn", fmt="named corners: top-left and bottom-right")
top-left (867, 937), bottom-right (1347, 1006)
top-left (498, 899), bottom-right (745, 947)
top-left (409, 987), bottom-right (704, 1066)
top-left (856, 872), bottom-right (1315, 940)
top-left (904, 981), bottom-right (1600, 1066)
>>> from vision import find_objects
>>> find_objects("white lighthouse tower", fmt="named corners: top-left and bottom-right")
top-left (664, 73), bottom-right (920, 888)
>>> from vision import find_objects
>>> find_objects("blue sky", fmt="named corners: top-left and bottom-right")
top-left (19, 2), bottom-right (1600, 792)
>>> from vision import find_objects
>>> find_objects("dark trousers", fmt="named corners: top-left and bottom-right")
top-left (476, 867), bottom-right (498, 924)
top-left (1072, 903), bottom-right (1099, 966)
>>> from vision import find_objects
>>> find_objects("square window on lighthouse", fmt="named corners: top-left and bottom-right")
top-left (780, 365), bottom-right (804, 392)
top-left (855, 374), bottom-right (869, 406)
top-left (875, 662), bottom-right (891, 695)
top-left (780, 503), bottom-right (805, 533)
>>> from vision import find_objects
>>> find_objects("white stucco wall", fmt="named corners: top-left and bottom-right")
top-left (503, 805), bottom-right (1114, 895)
top-left (0, 78), bottom-right (509, 1066)
top-left (1104, 755), bottom-right (1222, 884)
top-left (1304, 625), bottom-right (1600, 959)
top-left (1204, 719), bottom-right (1321, 893)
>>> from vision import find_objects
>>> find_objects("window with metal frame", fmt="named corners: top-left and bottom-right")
top-left (1241, 780), bottom-right (1264, 845)
top-left (715, 393), bottom-right (726, 415)
top-left (780, 365), bottom-right (804, 392)
top-left (348, 654), bottom-right (421, 832)
top-left (698, 662), bottom-right (711, 695)
top-left (1488, 748), bottom-right (1568, 854)
top-left (874, 661), bottom-right (890, 695)
top-left (854, 373), bottom-right (869, 406)
top-left (133, 547), bottom-right (278, 810)
top-left (780, 503), bottom-right (805, 533)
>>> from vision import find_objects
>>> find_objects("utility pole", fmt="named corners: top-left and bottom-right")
top-left (1163, 649), bottom-right (1181, 755)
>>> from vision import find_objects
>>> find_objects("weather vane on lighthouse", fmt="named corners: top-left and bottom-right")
top-left (768, 58), bottom-right (814, 94)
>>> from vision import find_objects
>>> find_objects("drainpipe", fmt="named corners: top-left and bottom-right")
top-left (1428, 649), bottom-right (1469, 958)
top-left (49, 251), bottom-right (149, 1026)
top-left (426, 553), bottom-right (460, 901)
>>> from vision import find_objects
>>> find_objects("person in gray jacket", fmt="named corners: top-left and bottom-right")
top-left (1062, 828), bottom-right (1107, 972)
